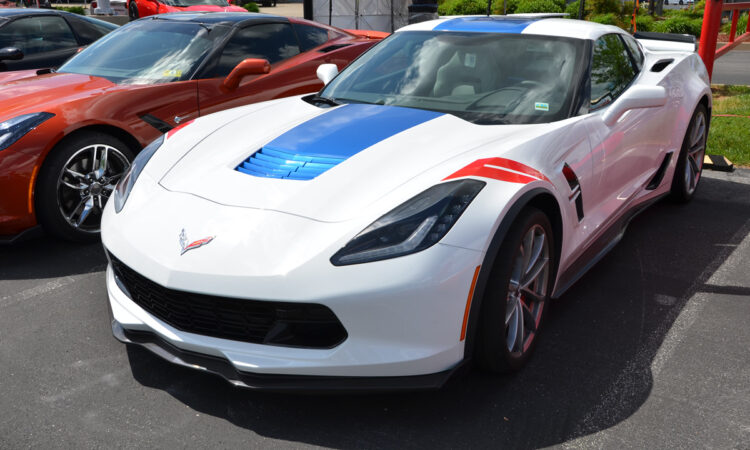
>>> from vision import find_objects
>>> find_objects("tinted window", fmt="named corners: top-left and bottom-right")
top-left (0, 16), bottom-right (78, 56)
top-left (65, 14), bottom-right (117, 45)
top-left (293, 23), bottom-right (329, 51)
top-left (209, 23), bottom-right (300, 77)
top-left (590, 34), bottom-right (636, 109)
top-left (620, 34), bottom-right (644, 72)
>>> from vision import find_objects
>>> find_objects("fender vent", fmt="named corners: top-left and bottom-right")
top-left (236, 147), bottom-right (345, 180)
top-left (563, 163), bottom-right (584, 221)
top-left (646, 151), bottom-right (673, 190)
top-left (319, 43), bottom-right (351, 53)
top-left (651, 59), bottom-right (674, 73)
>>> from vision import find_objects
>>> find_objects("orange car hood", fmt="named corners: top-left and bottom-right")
top-left (0, 72), bottom-right (115, 121)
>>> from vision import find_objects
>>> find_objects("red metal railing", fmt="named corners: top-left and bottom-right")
top-left (699, 0), bottom-right (750, 80)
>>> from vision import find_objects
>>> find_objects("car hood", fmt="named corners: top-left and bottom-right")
top-left (164, 4), bottom-right (246, 12)
top-left (159, 97), bottom-right (542, 222)
top-left (0, 69), bottom-right (39, 84)
top-left (0, 72), bottom-right (114, 121)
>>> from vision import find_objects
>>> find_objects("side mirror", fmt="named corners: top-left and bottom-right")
top-left (222, 58), bottom-right (271, 91)
top-left (602, 85), bottom-right (667, 126)
top-left (316, 63), bottom-right (338, 85)
top-left (0, 47), bottom-right (23, 62)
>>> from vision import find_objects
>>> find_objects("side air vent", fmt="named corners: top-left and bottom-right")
top-left (236, 147), bottom-right (345, 180)
top-left (646, 151), bottom-right (673, 190)
top-left (319, 43), bottom-right (351, 53)
top-left (562, 163), bottom-right (584, 221)
top-left (651, 59), bottom-right (674, 73)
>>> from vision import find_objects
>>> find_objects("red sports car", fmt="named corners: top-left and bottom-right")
top-left (127, 0), bottom-right (247, 21)
top-left (0, 13), bottom-right (384, 242)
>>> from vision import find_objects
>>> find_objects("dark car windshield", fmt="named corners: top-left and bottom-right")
top-left (321, 31), bottom-right (586, 124)
top-left (58, 20), bottom-right (226, 84)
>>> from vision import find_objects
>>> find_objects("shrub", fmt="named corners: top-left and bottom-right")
top-left (439, 0), bottom-right (497, 15)
top-left (589, 0), bottom-right (620, 15)
top-left (565, 0), bottom-right (592, 19)
top-left (652, 16), bottom-right (702, 37)
top-left (55, 6), bottom-right (85, 15)
top-left (515, 0), bottom-right (563, 14)
top-left (493, 0), bottom-right (520, 14)
top-left (243, 2), bottom-right (259, 12)
top-left (635, 14), bottom-right (655, 32)
top-left (589, 12), bottom-right (620, 26)
top-left (721, 13), bottom-right (748, 35)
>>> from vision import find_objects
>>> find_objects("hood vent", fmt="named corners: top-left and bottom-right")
top-left (236, 146), bottom-right (345, 181)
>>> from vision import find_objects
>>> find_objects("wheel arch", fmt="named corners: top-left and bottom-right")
top-left (462, 187), bottom-right (564, 361)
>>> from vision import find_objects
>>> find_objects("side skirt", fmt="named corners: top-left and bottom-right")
top-left (551, 193), bottom-right (667, 299)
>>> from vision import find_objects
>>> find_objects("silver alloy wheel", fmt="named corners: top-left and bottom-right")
top-left (684, 110), bottom-right (706, 196)
top-left (505, 224), bottom-right (550, 356)
top-left (57, 144), bottom-right (130, 233)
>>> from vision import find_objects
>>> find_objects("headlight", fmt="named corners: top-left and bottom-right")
top-left (0, 112), bottom-right (55, 151)
top-left (331, 179), bottom-right (485, 266)
top-left (113, 134), bottom-right (164, 213)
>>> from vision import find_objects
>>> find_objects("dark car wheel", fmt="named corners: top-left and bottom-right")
top-left (129, 1), bottom-right (139, 21)
top-left (670, 104), bottom-right (708, 203)
top-left (36, 132), bottom-right (134, 242)
top-left (476, 207), bottom-right (555, 373)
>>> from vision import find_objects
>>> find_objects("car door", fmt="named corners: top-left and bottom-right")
top-left (583, 33), bottom-right (670, 228)
top-left (0, 15), bottom-right (81, 72)
top-left (196, 22), bottom-right (335, 116)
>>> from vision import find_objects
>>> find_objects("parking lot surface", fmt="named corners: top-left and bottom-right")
top-left (1, 169), bottom-right (749, 448)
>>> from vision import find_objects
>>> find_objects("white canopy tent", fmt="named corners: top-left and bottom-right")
top-left (312, 0), bottom-right (410, 32)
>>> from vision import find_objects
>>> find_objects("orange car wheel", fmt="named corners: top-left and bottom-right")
top-left (36, 132), bottom-right (134, 242)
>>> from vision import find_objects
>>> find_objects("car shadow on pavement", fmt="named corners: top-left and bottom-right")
top-left (0, 235), bottom-right (106, 280)
top-left (124, 174), bottom-right (750, 449)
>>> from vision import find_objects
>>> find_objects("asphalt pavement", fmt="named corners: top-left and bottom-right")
top-left (713, 44), bottom-right (750, 86)
top-left (1, 168), bottom-right (749, 448)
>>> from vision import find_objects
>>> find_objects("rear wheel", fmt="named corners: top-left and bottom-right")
top-left (35, 132), bottom-right (133, 242)
top-left (670, 104), bottom-right (707, 203)
top-left (476, 207), bottom-right (555, 373)
top-left (129, 1), bottom-right (139, 21)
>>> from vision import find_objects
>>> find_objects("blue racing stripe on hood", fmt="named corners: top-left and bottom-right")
top-left (433, 17), bottom-right (538, 33)
top-left (236, 104), bottom-right (443, 180)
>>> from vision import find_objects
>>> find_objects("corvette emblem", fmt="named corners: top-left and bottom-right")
top-left (179, 229), bottom-right (214, 255)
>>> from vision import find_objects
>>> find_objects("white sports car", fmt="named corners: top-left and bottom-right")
top-left (101, 17), bottom-right (711, 390)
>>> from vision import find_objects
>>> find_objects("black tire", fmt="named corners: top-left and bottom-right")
top-left (670, 104), bottom-right (708, 203)
top-left (35, 132), bottom-right (134, 242)
top-left (476, 207), bottom-right (555, 373)
top-left (129, 1), bottom-right (139, 21)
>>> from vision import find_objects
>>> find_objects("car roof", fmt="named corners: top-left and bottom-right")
top-left (398, 16), bottom-right (625, 40)
top-left (144, 12), bottom-right (288, 27)
top-left (0, 8), bottom-right (71, 19)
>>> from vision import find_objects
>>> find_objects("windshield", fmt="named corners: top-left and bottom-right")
top-left (161, 0), bottom-right (230, 6)
top-left (321, 31), bottom-right (585, 125)
top-left (58, 21), bottom-right (224, 84)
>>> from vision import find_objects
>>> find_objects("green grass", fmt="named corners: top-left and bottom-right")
top-left (707, 85), bottom-right (750, 167)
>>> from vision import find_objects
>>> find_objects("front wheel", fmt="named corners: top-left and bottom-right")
top-left (35, 132), bottom-right (134, 242)
top-left (476, 207), bottom-right (555, 373)
top-left (670, 104), bottom-right (708, 203)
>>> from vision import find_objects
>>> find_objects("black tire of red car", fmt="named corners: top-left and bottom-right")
top-left (476, 207), bottom-right (555, 373)
top-left (670, 104), bottom-right (708, 203)
top-left (129, 1), bottom-right (139, 21)
top-left (36, 132), bottom-right (135, 242)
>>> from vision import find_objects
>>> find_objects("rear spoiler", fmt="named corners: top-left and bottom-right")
top-left (344, 29), bottom-right (390, 40)
top-left (634, 31), bottom-right (698, 53)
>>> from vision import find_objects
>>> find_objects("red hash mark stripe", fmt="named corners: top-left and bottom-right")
top-left (182, 237), bottom-right (214, 254)
top-left (443, 158), bottom-right (549, 184)
top-left (166, 119), bottom-right (195, 139)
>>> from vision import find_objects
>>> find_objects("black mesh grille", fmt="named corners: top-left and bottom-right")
top-left (109, 254), bottom-right (347, 349)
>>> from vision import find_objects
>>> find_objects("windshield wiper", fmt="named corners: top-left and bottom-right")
top-left (305, 94), bottom-right (340, 107)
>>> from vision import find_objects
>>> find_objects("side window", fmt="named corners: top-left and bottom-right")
top-left (620, 34), bottom-right (644, 72)
top-left (208, 23), bottom-right (301, 77)
top-left (292, 23), bottom-right (329, 52)
top-left (65, 15), bottom-right (116, 45)
top-left (0, 16), bottom-right (78, 56)
top-left (590, 34), bottom-right (636, 109)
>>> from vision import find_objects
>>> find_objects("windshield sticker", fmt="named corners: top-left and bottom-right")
top-left (163, 69), bottom-right (183, 78)
top-left (534, 102), bottom-right (549, 111)
top-left (464, 53), bottom-right (476, 68)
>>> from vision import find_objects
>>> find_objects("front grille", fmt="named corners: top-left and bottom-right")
top-left (109, 254), bottom-right (347, 349)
